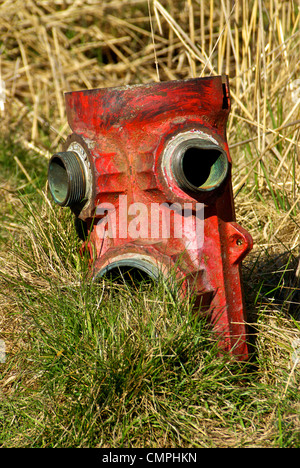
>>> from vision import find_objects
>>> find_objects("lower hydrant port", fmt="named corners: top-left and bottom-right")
top-left (48, 151), bottom-right (86, 207)
top-left (97, 258), bottom-right (160, 282)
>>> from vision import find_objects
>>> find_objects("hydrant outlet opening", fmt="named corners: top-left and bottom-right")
top-left (96, 258), bottom-right (180, 297)
top-left (172, 142), bottom-right (229, 193)
top-left (48, 151), bottom-right (86, 207)
top-left (102, 266), bottom-right (155, 286)
top-left (97, 258), bottom-right (161, 288)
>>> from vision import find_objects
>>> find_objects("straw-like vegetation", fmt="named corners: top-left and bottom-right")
top-left (0, 0), bottom-right (299, 448)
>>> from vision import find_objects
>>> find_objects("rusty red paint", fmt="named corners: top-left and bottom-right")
top-left (59, 75), bottom-right (253, 360)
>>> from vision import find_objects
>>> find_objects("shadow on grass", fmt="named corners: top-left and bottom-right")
top-left (243, 249), bottom-right (300, 321)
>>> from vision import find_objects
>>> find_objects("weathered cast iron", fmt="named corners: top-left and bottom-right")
top-left (48, 76), bottom-right (253, 360)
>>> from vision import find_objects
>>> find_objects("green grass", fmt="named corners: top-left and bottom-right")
top-left (0, 137), bottom-right (47, 190)
top-left (0, 176), bottom-right (299, 447)
top-left (0, 138), bottom-right (48, 244)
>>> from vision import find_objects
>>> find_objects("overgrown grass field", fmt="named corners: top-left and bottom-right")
top-left (0, 0), bottom-right (299, 447)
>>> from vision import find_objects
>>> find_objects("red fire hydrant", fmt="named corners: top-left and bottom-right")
top-left (48, 76), bottom-right (253, 360)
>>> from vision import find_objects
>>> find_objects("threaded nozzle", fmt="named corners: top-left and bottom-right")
top-left (48, 151), bottom-right (86, 207)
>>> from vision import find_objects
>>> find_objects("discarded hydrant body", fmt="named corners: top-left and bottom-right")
top-left (48, 76), bottom-right (253, 360)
